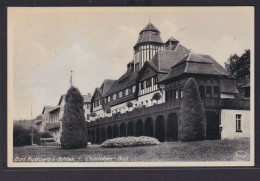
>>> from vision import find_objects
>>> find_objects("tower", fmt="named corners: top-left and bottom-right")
top-left (133, 23), bottom-right (164, 72)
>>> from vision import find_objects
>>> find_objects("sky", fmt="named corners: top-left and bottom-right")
top-left (8, 7), bottom-right (253, 120)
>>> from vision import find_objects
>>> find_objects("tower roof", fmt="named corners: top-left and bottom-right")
top-left (141, 23), bottom-right (160, 32)
top-left (134, 23), bottom-right (164, 48)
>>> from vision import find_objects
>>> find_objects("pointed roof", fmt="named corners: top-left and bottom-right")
top-left (166, 36), bottom-right (179, 43)
top-left (141, 23), bottom-right (160, 32)
top-left (134, 23), bottom-right (164, 48)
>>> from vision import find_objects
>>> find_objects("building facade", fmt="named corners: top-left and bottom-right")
top-left (87, 23), bottom-right (250, 144)
top-left (36, 93), bottom-right (92, 143)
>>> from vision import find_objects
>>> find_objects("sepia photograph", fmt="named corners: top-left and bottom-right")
top-left (7, 7), bottom-right (254, 167)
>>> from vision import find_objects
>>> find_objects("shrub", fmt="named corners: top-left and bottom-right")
top-left (101, 136), bottom-right (160, 148)
top-left (40, 131), bottom-right (53, 138)
top-left (105, 107), bottom-right (111, 114)
top-left (179, 77), bottom-right (206, 141)
top-left (152, 92), bottom-right (162, 103)
top-left (13, 125), bottom-right (31, 146)
top-left (90, 112), bottom-right (97, 117)
top-left (126, 101), bottom-right (133, 108)
top-left (60, 86), bottom-right (88, 149)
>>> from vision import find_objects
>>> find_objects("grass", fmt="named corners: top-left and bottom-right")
top-left (13, 138), bottom-right (250, 162)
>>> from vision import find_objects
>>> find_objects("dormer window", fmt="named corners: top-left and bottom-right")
top-left (113, 94), bottom-right (116, 100)
top-left (132, 85), bottom-right (136, 92)
top-left (108, 96), bottom-right (110, 102)
top-left (125, 89), bottom-right (129, 96)
top-left (119, 91), bottom-right (122, 98)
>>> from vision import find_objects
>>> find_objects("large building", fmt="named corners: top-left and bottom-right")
top-left (35, 93), bottom-right (92, 143)
top-left (87, 22), bottom-right (250, 143)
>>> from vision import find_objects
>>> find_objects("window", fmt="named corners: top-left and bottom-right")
top-left (125, 89), bottom-right (129, 96)
top-left (175, 89), bottom-right (179, 99)
top-left (108, 96), bottom-right (110, 102)
top-left (141, 82), bottom-right (144, 90)
top-left (236, 114), bottom-right (242, 132)
top-left (206, 86), bottom-right (212, 97)
top-left (87, 104), bottom-right (90, 109)
top-left (154, 76), bottom-right (158, 85)
top-left (132, 85), bottom-right (136, 92)
top-left (213, 87), bottom-right (219, 98)
top-left (180, 87), bottom-right (184, 98)
top-left (87, 114), bottom-right (90, 120)
top-left (199, 86), bottom-right (205, 98)
top-left (119, 91), bottom-right (122, 98)
top-left (113, 94), bottom-right (116, 100)
top-left (146, 78), bottom-right (152, 88)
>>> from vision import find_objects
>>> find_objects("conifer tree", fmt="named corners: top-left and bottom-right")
top-left (60, 86), bottom-right (88, 149)
top-left (179, 77), bottom-right (206, 141)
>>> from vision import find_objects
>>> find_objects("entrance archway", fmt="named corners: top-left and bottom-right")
top-left (100, 127), bottom-right (106, 143)
top-left (113, 124), bottom-right (119, 138)
top-left (144, 117), bottom-right (153, 137)
top-left (127, 121), bottom-right (134, 136)
top-left (135, 119), bottom-right (143, 136)
top-left (120, 123), bottom-right (126, 137)
top-left (91, 129), bottom-right (96, 143)
top-left (96, 127), bottom-right (100, 144)
top-left (167, 113), bottom-right (178, 141)
top-left (155, 115), bottom-right (165, 142)
top-left (107, 125), bottom-right (112, 140)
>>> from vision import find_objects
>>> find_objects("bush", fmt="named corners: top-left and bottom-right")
top-left (13, 125), bottom-right (31, 146)
top-left (40, 131), bottom-right (53, 138)
top-left (105, 107), bottom-right (111, 114)
top-left (13, 125), bottom-right (43, 146)
top-left (60, 86), bottom-right (88, 149)
top-left (90, 112), bottom-right (97, 117)
top-left (179, 77), bottom-right (206, 141)
top-left (152, 92), bottom-right (162, 103)
top-left (101, 136), bottom-right (160, 148)
top-left (126, 101), bottom-right (133, 108)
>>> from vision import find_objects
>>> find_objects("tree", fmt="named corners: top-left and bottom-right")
top-left (179, 77), bottom-right (206, 141)
top-left (13, 124), bottom-right (31, 146)
top-left (60, 86), bottom-right (88, 149)
top-left (152, 92), bottom-right (162, 104)
top-left (225, 50), bottom-right (250, 87)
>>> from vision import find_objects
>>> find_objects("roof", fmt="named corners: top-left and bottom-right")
top-left (83, 94), bottom-right (92, 103)
top-left (104, 71), bottom-right (138, 97)
top-left (150, 44), bottom-right (190, 72)
top-left (134, 23), bottom-right (164, 47)
top-left (33, 119), bottom-right (43, 124)
top-left (101, 79), bottom-right (117, 95)
top-left (141, 23), bottom-right (160, 32)
top-left (220, 79), bottom-right (238, 94)
top-left (166, 36), bottom-right (179, 43)
top-left (58, 94), bottom-right (66, 105)
top-left (159, 53), bottom-right (228, 83)
top-left (42, 106), bottom-right (56, 114)
top-left (49, 106), bottom-right (60, 113)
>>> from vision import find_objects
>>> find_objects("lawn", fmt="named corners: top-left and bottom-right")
top-left (13, 138), bottom-right (250, 162)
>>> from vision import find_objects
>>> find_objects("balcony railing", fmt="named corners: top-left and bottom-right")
top-left (86, 98), bottom-right (250, 127)
top-left (44, 122), bottom-right (60, 130)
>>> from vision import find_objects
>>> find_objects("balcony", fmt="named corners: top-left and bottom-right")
top-left (86, 98), bottom-right (250, 127)
top-left (44, 122), bottom-right (60, 130)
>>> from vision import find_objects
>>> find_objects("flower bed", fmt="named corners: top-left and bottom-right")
top-left (101, 136), bottom-right (160, 148)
